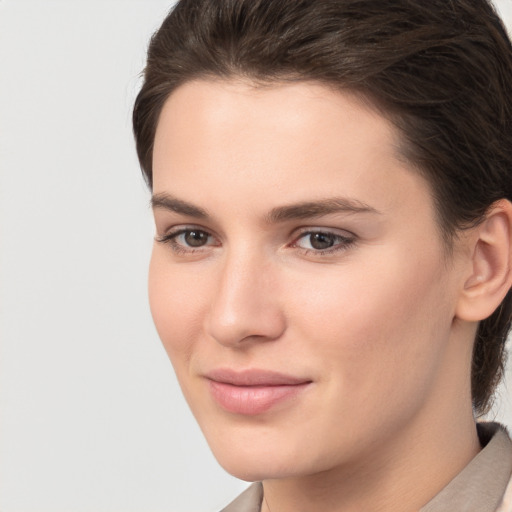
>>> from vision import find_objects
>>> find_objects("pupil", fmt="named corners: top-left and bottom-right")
top-left (185, 230), bottom-right (207, 247)
top-left (310, 233), bottom-right (334, 250)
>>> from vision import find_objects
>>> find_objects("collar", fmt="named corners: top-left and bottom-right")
top-left (421, 422), bottom-right (512, 512)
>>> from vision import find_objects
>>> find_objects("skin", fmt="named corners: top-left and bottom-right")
top-left (149, 79), bottom-right (484, 512)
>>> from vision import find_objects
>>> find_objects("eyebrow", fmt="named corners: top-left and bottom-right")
top-left (151, 192), bottom-right (380, 222)
top-left (266, 197), bottom-right (380, 223)
top-left (151, 193), bottom-right (209, 218)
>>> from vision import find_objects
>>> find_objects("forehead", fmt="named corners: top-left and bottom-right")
top-left (152, 79), bottom-right (435, 227)
top-left (154, 79), bottom-right (401, 159)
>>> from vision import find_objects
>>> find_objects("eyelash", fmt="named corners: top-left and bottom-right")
top-left (291, 229), bottom-right (356, 256)
top-left (155, 227), bottom-right (218, 255)
top-left (155, 227), bottom-right (356, 256)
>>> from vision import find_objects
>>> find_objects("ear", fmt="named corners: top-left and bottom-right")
top-left (455, 199), bottom-right (512, 322)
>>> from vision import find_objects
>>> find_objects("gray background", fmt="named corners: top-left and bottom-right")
top-left (1, 1), bottom-right (511, 511)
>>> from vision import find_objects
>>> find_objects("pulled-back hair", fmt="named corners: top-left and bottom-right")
top-left (133, 0), bottom-right (512, 414)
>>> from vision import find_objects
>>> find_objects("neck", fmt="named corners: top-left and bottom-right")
top-left (261, 413), bottom-right (480, 512)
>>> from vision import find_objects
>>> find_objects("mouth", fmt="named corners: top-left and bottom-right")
top-left (205, 368), bottom-right (312, 415)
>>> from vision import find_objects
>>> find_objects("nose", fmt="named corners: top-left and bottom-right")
top-left (205, 250), bottom-right (286, 347)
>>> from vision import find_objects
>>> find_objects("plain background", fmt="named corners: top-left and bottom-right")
top-left (0, 1), bottom-right (511, 511)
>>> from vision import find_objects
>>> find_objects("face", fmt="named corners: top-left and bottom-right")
top-left (149, 79), bottom-right (468, 481)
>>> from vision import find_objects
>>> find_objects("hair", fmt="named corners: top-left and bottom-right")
top-left (133, 0), bottom-right (512, 415)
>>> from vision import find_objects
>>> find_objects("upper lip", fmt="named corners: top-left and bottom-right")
top-left (205, 368), bottom-right (312, 386)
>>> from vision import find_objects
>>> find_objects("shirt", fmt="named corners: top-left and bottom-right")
top-left (220, 422), bottom-right (512, 512)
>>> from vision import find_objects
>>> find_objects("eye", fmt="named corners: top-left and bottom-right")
top-left (178, 229), bottom-right (210, 247)
top-left (303, 232), bottom-right (337, 250)
top-left (156, 227), bottom-right (218, 254)
top-left (292, 230), bottom-right (355, 254)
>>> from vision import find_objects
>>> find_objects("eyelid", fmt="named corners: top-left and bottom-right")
top-left (155, 224), bottom-right (220, 253)
top-left (290, 227), bottom-right (357, 254)
top-left (156, 223), bottom-right (217, 240)
top-left (291, 226), bottom-right (356, 241)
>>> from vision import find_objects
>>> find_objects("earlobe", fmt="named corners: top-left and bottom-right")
top-left (456, 199), bottom-right (512, 322)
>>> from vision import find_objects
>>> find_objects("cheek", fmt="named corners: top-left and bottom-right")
top-left (289, 246), bottom-right (453, 392)
top-left (275, 250), bottom-right (455, 454)
top-left (148, 249), bottom-right (207, 367)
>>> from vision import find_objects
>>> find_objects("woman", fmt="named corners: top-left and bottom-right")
top-left (133, 1), bottom-right (512, 510)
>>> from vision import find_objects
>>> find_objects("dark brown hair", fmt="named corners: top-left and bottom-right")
top-left (133, 0), bottom-right (512, 414)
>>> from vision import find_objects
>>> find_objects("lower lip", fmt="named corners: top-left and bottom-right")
top-left (208, 380), bottom-right (310, 415)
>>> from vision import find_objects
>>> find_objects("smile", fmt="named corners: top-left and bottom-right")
top-left (205, 369), bottom-right (312, 415)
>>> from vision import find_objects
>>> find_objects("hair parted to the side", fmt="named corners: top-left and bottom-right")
top-left (133, 0), bottom-right (512, 415)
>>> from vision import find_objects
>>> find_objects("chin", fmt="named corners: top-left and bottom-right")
top-left (217, 459), bottom-right (272, 482)
top-left (215, 451), bottom-right (297, 482)
top-left (202, 424), bottom-right (316, 482)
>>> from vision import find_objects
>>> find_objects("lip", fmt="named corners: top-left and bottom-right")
top-left (205, 368), bottom-right (312, 415)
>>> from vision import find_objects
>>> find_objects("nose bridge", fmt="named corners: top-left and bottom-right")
top-left (205, 244), bottom-right (285, 346)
